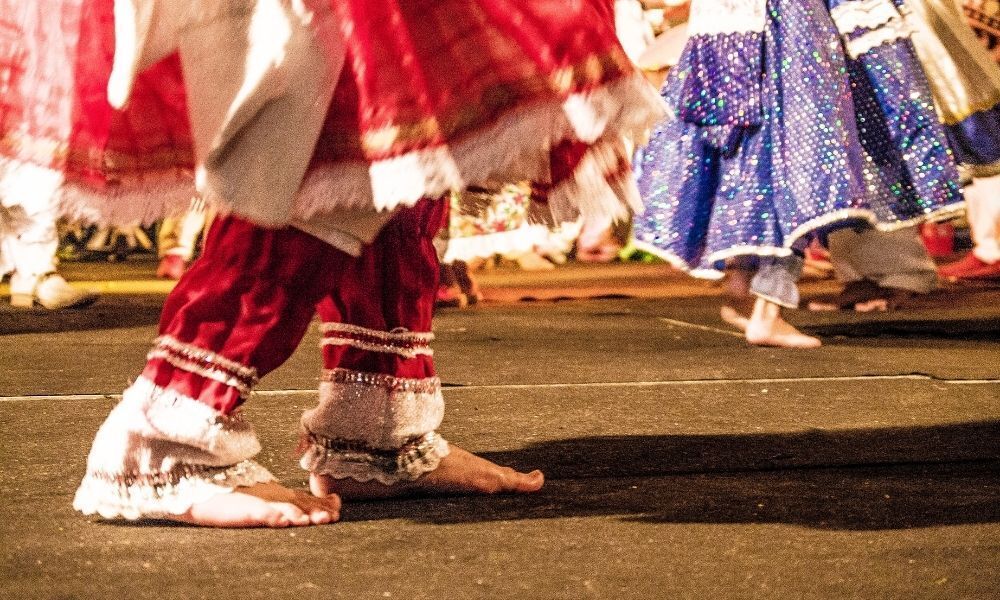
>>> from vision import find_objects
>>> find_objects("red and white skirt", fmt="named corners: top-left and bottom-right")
top-left (1, 0), bottom-right (662, 234)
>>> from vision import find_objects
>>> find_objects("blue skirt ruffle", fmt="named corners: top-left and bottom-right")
top-left (633, 0), bottom-right (963, 276)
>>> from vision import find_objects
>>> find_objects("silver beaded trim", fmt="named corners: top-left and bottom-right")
top-left (147, 336), bottom-right (260, 397)
top-left (87, 460), bottom-right (254, 489)
top-left (319, 338), bottom-right (434, 358)
top-left (320, 323), bottom-right (434, 358)
top-left (302, 432), bottom-right (449, 483)
top-left (320, 323), bottom-right (435, 343)
top-left (320, 368), bottom-right (441, 394)
top-left (154, 335), bottom-right (259, 380)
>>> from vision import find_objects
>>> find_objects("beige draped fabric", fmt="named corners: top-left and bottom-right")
top-left (906, 0), bottom-right (1000, 125)
top-left (108, 1), bottom-right (391, 255)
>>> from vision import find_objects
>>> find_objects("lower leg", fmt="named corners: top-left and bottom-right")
top-left (745, 255), bottom-right (820, 348)
top-left (452, 260), bottom-right (481, 304)
top-left (745, 296), bottom-right (822, 349)
top-left (719, 259), bottom-right (754, 330)
top-left (436, 261), bottom-right (468, 309)
top-left (966, 176), bottom-right (1000, 264)
top-left (827, 226), bottom-right (937, 300)
top-left (303, 200), bottom-right (543, 500)
top-left (75, 216), bottom-right (345, 526)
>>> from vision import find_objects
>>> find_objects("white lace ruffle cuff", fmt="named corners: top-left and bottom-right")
top-left (300, 431), bottom-right (450, 486)
top-left (73, 377), bottom-right (272, 520)
top-left (73, 459), bottom-right (275, 520)
top-left (299, 368), bottom-right (448, 484)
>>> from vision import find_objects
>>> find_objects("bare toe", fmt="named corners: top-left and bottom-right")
top-left (168, 483), bottom-right (340, 528)
top-left (271, 502), bottom-right (310, 527)
top-left (299, 493), bottom-right (341, 524)
top-left (507, 468), bottom-right (544, 493)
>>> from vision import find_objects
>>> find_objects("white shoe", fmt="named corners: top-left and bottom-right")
top-left (512, 251), bottom-right (556, 271)
top-left (10, 273), bottom-right (99, 309)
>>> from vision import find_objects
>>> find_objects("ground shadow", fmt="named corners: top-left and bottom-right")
top-left (803, 317), bottom-right (1000, 342)
top-left (0, 296), bottom-right (165, 335)
top-left (343, 421), bottom-right (1000, 530)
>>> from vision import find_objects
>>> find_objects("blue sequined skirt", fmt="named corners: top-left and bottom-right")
top-left (633, 0), bottom-right (964, 277)
top-left (945, 103), bottom-right (1000, 176)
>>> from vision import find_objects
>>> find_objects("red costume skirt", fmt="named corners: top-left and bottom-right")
top-left (1, 0), bottom-right (658, 227)
top-left (0, 0), bottom-right (195, 223)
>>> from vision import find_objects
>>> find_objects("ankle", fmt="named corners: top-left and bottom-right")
top-left (750, 297), bottom-right (781, 323)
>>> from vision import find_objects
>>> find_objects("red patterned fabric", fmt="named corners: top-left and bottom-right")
top-left (68, 1), bottom-right (192, 191)
top-left (0, 0), bottom-right (193, 202)
top-left (312, 0), bottom-right (631, 163)
top-left (144, 199), bottom-right (445, 414)
top-left (2, 0), bottom-right (642, 226)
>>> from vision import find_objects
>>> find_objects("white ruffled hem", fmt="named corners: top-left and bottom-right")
top-left (636, 201), bottom-right (966, 280)
top-left (443, 225), bottom-right (551, 263)
top-left (288, 73), bottom-right (664, 226)
top-left (4, 73), bottom-right (662, 232)
top-left (828, 0), bottom-right (912, 59)
top-left (830, 0), bottom-right (901, 36)
top-left (73, 459), bottom-right (275, 521)
top-left (688, 0), bottom-right (766, 36)
top-left (0, 156), bottom-right (196, 226)
top-left (545, 135), bottom-right (643, 225)
top-left (844, 19), bottom-right (912, 59)
top-left (299, 433), bottom-right (450, 486)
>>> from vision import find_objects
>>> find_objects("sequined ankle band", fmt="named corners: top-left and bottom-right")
top-left (300, 432), bottom-right (450, 485)
top-left (319, 367), bottom-right (441, 392)
top-left (300, 368), bottom-right (447, 484)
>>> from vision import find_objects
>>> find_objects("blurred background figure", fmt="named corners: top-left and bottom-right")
top-left (930, 0), bottom-right (1000, 281)
top-left (1, 167), bottom-right (99, 309)
top-left (1, 0), bottom-right (194, 307)
top-left (436, 183), bottom-right (557, 308)
top-left (576, 0), bottom-right (675, 264)
top-left (810, 227), bottom-right (941, 312)
top-left (155, 197), bottom-right (211, 280)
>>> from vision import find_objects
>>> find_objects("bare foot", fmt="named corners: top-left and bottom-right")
top-left (745, 297), bottom-right (822, 349)
top-left (854, 298), bottom-right (889, 313)
top-left (720, 268), bottom-right (755, 331)
top-left (310, 445), bottom-right (545, 500)
top-left (719, 304), bottom-right (750, 331)
top-left (170, 482), bottom-right (341, 528)
top-left (805, 299), bottom-right (839, 312)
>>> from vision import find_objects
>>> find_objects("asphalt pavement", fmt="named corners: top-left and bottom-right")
top-left (1, 261), bottom-right (998, 599)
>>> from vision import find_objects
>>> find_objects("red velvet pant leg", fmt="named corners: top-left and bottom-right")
top-left (300, 199), bottom-right (450, 482)
top-left (142, 214), bottom-right (351, 413)
top-left (317, 198), bottom-right (447, 378)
